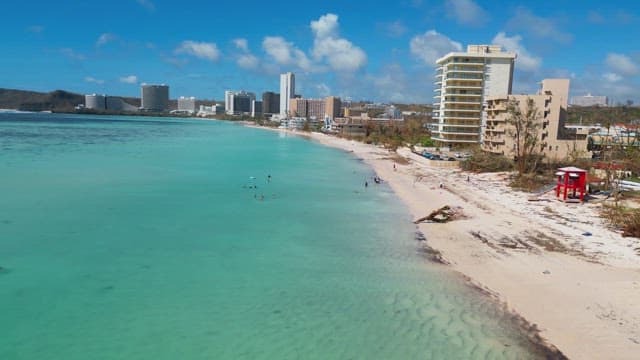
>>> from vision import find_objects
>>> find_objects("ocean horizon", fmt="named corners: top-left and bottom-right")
top-left (1, 113), bottom-right (545, 359)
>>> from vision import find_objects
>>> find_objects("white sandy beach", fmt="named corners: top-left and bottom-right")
top-left (287, 129), bottom-right (640, 359)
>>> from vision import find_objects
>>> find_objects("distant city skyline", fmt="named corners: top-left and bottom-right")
top-left (2, 1), bottom-right (640, 103)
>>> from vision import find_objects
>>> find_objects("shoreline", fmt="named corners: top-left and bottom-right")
top-left (254, 125), bottom-right (640, 359)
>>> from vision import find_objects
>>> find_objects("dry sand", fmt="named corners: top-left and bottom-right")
top-left (301, 130), bottom-right (640, 360)
top-left (249, 125), bottom-right (640, 359)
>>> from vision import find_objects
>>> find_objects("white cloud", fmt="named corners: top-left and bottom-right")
top-left (119, 75), bottom-right (138, 84)
top-left (316, 83), bottom-right (331, 97)
top-left (175, 41), bottom-right (220, 62)
top-left (233, 38), bottom-right (260, 69)
top-left (233, 38), bottom-right (248, 51)
top-left (310, 13), bottom-right (339, 39)
top-left (237, 54), bottom-right (259, 69)
top-left (84, 76), bottom-right (104, 85)
top-left (605, 53), bottom-right (639, 76)
top-left (60, 48), bottom-right (85, 61)
top-left (409, 30), bottom-right (462, 65)
top-left (262, 36), bottom-right (313, 71)
top-left (380, 20), bottom-right (408, 37)
top-left (313, 37), bottom-right (367, 72)
top-left (96, 33), bottom-right (116, 47)
top-left (445, 0), bottom-right (489, 26)
top-left (507, 7), bottom-right (572, 43)
top-left (136, 0), bottom-right (155, 11)
top-left (311, 14), bottom-right (367, 72)
top-left (260, 14), bottom-right (367, 74)
top-left (602, 73), bottom-right (622, 83)
top-left (492, 32), bottom-right (541, 72)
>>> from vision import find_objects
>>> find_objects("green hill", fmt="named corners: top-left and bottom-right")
top-left (0, 88), bottom-right (85, 112)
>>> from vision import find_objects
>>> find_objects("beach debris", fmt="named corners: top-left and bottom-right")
top-left (543, 270), bottom-right (551, 275)
top-left (416, 244), bottom-right (449, 265)
top-left (582, 232), bottom-right (593, 236)
top-left (414, 205), bottom-right (465, 224)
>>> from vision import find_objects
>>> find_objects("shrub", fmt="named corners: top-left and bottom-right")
top-left (509, 173), bottom-right (553, 192)
top-left (601, 205), bottom-right (640, 238)
top-left (459, 149), bottom-right (514, 172)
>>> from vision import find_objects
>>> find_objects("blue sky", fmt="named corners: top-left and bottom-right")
top-left (2, 0), bottom-right (639, 104)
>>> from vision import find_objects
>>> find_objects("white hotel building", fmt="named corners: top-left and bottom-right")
top-left (431, 45), bottom-right (516, 146)
top-left (280, 72), bottom-right (295, 117)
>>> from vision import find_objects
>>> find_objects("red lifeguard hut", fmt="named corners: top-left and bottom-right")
top-left (555, 167), bottom-right (587, 202)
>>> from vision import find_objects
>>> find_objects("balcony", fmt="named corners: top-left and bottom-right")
top-left (444, 93), bottom-right (482, 98)
top-left (446, 60), bottom-right (484, 65)
top-left (432, 136), bottom-right (481, 144)
top-left (485, 117), bottom-right (507, 124)
top-left (483, 137), bottom-right (505, 145)
top-left (443, 100), bottom-right (482, 106)
top-left (485, 103), bottom-right (507, 111)
top-left (441, 127), bottom-right (480, 135)
top-left (442, 114), bottom-right (481, 119)
top-left (485, 127), bottom-right (505, 134)
top-left (445, 84), bottom-right (483, 90)
top-left (443, 108), bottom-right (482, 113)
top-left (445, 121), bottom-right (480, 127)
top-left (445, 67), bottom-right (484, 73)
top-left (446, 74), bottom-right (484, 80)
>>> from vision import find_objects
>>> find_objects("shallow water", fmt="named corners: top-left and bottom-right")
top-left (0, 113), bottom-right (543, 359)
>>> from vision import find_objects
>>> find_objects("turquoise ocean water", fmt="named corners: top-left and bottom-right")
top-left (1, 113), bottom-right (545, 359)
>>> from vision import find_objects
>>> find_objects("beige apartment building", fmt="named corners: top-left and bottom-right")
top-left (290, 97), bottom-right (343, 120)
top-left (431, 45), bottom-right (517, 147)
top-left (290, 98), bottom-right (326, 119)
top-left (325, 96), bottom-right (342, 120)
top-left (483, 79), bottom-right (590, 160)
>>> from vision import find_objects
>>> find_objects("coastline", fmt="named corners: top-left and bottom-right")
top-left (257, 126), bottom-right (640, 359)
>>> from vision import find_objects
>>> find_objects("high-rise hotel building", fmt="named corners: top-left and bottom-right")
top-left (141, 84), bottom-right (169, 112)
top-left (280, 72), bottom-right (295, 117)
top-left (431, 45), bottom-right (516, 146)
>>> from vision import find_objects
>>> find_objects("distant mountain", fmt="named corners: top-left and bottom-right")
top-left (0, 88), bottom-right (86, 112)
top-left (0, 88), bottom-right (143, 112)
top-left (0, 87), bottom-right (225, 114)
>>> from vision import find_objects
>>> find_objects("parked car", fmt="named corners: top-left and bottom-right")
top-left (430, 154), bottom-right (442, 161)
top-left (447, 157), bottom-right (456, 161)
